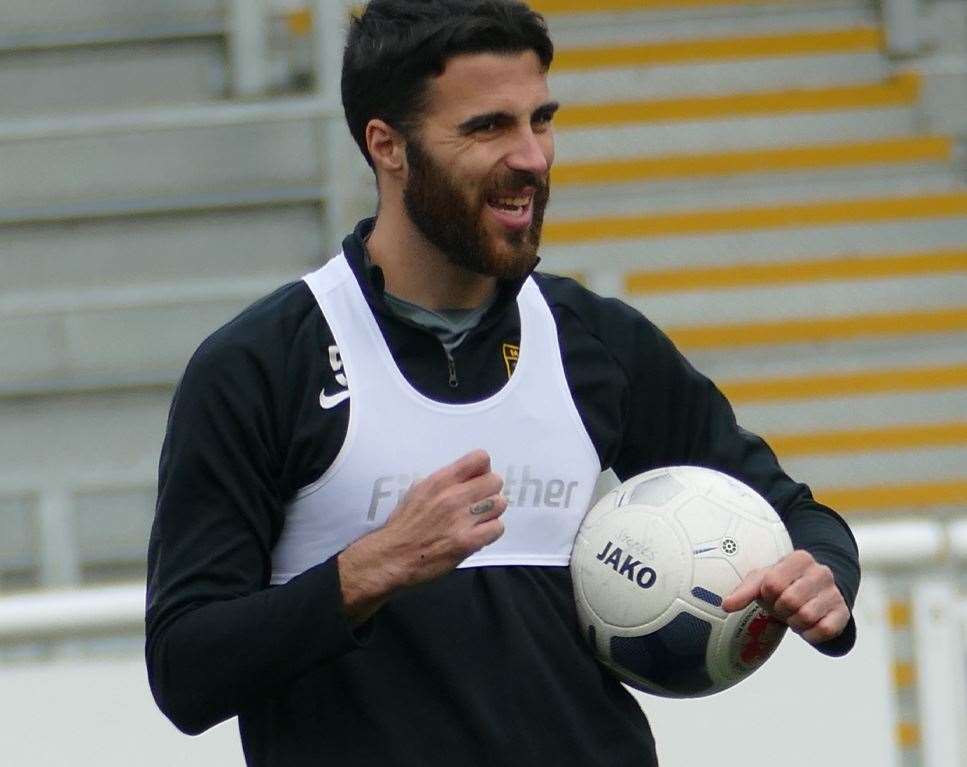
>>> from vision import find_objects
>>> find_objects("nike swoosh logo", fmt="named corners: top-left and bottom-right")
top-left (319, 388), bottom-right (350, 409)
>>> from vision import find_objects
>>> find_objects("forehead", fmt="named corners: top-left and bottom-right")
top-left (422, 50), bottom-right (550, 124)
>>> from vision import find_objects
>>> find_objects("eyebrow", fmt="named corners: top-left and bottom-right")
top-left (457, 101), bottom-right (560, 134)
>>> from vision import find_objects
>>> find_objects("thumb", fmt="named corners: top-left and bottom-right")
top-left (722, 569), bottom-right (764, 613)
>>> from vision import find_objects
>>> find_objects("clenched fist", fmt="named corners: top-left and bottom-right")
top-left (338, 450), bottom-right (507, 624)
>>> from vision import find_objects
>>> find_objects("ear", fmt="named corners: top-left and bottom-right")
top-left (365, 119), bottom-right (406, 177)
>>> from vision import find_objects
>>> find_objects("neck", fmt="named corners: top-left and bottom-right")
top-left (366, 207), bottom-right (497, 312)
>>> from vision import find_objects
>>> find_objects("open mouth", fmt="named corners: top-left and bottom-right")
top-left (486, 191), bottom-right (535, 226)
top-left (488, 193), bottom-right (531, 215)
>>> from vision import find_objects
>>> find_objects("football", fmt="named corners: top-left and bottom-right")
top-left (571, 465), bottom-right (793, 698)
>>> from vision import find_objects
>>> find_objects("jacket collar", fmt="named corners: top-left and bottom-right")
top-left (340, 217), bottom-right (536, 333)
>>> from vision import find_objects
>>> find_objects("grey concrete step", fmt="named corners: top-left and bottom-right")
top-left (554, 106), bottom-right (922, 161)
top-left (4, 0), bottom-right (221, 37)
top-left (736, 389), bottom-right (967, 436)
top-left (549, 51), bottom-right (889, 102)
top-left (0, 39), bottom-right (227, 116)
top-left (0, 290), bottom-right (267, 395)
top-left (547, 169), bottom-right (964, 217)
top-left (0, 203), bottom-right (327, 295)
top-left (686, 330), bottom-right (967, 389)
top-left (0, 390), bottom-right (171, 490)
top-left (784, 446), bottom-right (966, 489)
top-left (626, 272), bottom-right (967, 327)
top-left (546, 0), bottom-right (874, 42)
top-left (0, 105), bottom-right (332, 208)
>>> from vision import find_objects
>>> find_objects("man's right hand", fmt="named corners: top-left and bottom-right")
top-left (337, 450), bottom-right (507, 624)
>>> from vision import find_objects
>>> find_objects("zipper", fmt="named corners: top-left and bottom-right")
top-left (445, 348), bottom-right (458, 388)
top-left (370, 298), bottom-right (463, 388)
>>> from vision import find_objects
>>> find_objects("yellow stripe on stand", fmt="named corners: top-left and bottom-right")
top-left (896, 722), bottom-right (921, 748)
top-left (818, 480), bottom-right (967, 514)
top-left (555, 73), bottom-right (921, 128)
top-left (554, 136), bottom-right (952, 187)
top-left (534, 0), bottom-right (782, 13)
top-left (286, 8), bottom-right (313, 36)
top-left (768, 422), bottom-right (967, 457)
top-left (888, 600), bottom-right (912, 628)
top-left (666, 307), bottom-right (967, 350)
top-left (553, 27), bottom-right (882, 70)
top-left (893, 662), bottom-right (917, 688)
top-left (624, 247), bottom-right (966, 294)
top-left (543, 191), bottom-right (967, 243)
top-left (721, 363), bottom-right (967, 404)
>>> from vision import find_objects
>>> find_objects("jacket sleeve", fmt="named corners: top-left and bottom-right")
top-left (145, 329), bottom-right (367, 736)
top-left (610, 313), bottom-right (860, 657)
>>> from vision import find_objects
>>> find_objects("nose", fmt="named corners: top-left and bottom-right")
top-left (506, 126), bottom-right (551, 178)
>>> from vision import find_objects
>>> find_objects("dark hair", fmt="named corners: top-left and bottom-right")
top-left (342, 0), bottom-right (554, 168)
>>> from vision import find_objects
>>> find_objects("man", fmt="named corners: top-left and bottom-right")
top-left (146, 1), bottom-right (860, 764)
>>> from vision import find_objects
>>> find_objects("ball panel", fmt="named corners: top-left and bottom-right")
top-left (729, 517), bottom-right (787, 577)
top-left (690, 586), bottom-right (723, 608)
top-left (574, 508), bottom-right (688, 629)
top-left (624, 472), bottom-right (686, 508)
top-left (688, 557), bottom-right (742, 614)
top-left (667, 465), bottom-right (720, 495)
top-left (716, 474), bottom-right (780, 521)
top-left (675, 495), bottom-right (733, 543)
top-left (610, 611), bottom-right (714, 696)
top-left (725, 606), bottom-right (787, 676)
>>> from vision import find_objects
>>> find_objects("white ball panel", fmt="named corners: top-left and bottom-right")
top-left (674, 495), bottom-right (733, 543)
top-left (624, 471), bottom-right (687, 508)
top-left (688, 556), bottom-right (742, 612)
top-left (574, 508), bottom-right (688, 629)
top-left (729, 517), bottom-right (789, 577)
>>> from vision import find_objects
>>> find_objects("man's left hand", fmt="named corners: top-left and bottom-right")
top-left (722, 549), bottom-right (850, 646)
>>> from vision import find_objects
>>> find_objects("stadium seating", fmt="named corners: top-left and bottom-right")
top-left (536, 0), bottom-right (967, 519)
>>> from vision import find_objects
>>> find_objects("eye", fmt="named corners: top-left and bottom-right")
top-left (477, 118), bottom-right (500, 133)
top-left (532, 110), bottom-right (556, 131)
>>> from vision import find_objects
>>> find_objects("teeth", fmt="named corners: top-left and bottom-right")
top-left (494, 196), bottom-right (530, 207)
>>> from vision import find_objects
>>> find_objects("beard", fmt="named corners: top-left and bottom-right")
top-left (401, 136), bottom-right (549, 282)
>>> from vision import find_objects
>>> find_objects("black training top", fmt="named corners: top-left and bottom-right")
top-left (145, 219), bottom-right (860, 766)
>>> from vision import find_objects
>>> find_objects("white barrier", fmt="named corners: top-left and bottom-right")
top-left (0, 584), bottom-right (144, 640)
top-left (853, 519), bottom-right (947, 567)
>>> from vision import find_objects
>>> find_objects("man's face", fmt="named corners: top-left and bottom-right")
top-left (401, 51), bottom-right (557, 281)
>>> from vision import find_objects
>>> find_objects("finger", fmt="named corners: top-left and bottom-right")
top-left (801, 606), bottom-right (850, 645)
top-left (757, 553), bottom-right (812, 608)
top-left (450, 471), bottom-right (504, 510)
top-left (465, 517), bottom-right (505, 551)
top-left (423, 450), bottom-right (491, 493)
top-left (469, 494), bottom-right (508, 522)
top-left (450, 449), bottom-right (492, 482)
top-left (785, 592), bottom-right (834, 633)
top-left (769, 550), bottom-right (817, 583)
top-left (771, 562), bottom-right (835, 621)
top-left (722, 569), bottom-right (764, 613)
top-left (769, 572), bottom-right (818, 621)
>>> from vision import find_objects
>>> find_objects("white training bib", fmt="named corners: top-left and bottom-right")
top-left (271, 254), bottom-right (601, 584)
